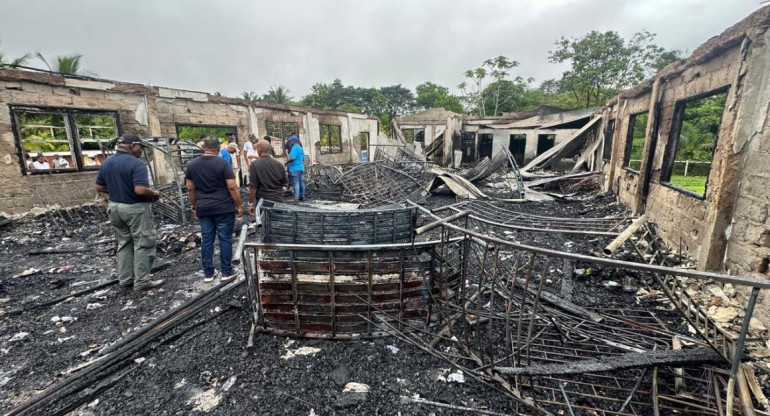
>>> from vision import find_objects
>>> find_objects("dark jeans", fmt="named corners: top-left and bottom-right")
top-left (199, 212), bottom-right (235, 276)
top-left (290, 170), bottom-right (305, 200)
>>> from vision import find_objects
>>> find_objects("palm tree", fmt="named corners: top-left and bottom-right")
top-left (35, 52), bottom-right (95, 76)
top-left (241, 91), bottom-right (259, 103)
top-left (0, 40), bottom-right (31, 67)
top-left (263, 86), bottom-right (293, 105)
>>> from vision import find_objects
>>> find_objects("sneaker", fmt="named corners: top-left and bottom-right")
top-left (298, 197), bottom-right (305, 201)
top-left (134, 279), bottom-right (164, 292)
top-left (203, 270), bottom-right (220, 283)
top-left (220, 268), bottom-right (239, 282)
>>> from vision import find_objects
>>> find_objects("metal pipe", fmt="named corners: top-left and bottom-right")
top-left (411, 214), bottom-right (770, 289)
top-left (726, 287), bottom-right (761, 415)
top-left (244, 237), bottom-right (463, 252)
top-left (415, 209), bottom-right (472, 234)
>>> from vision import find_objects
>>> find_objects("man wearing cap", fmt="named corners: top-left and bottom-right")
top-left (285, 135), bottom-right (306, 201)
top-left (186, 135), bottom-right (243, 282)
top-left (95, 134), bottom-right (163, 292)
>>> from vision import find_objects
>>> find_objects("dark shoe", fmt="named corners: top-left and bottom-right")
top-left (134, 279), bottom-right (164, 291)
top-left (298, 197), bottom-right (305, 201)
top-left (119, 281), bottom-right (133, 289)
top-left (220, 268), bottom-right (239, 282)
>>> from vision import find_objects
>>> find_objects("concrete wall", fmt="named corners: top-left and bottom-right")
top-left (0, 68), bottom-right (379, 215)
top-left (603, 6), bottom-right (770, 296)
top-left (606, 34), bottom-right (748, 271)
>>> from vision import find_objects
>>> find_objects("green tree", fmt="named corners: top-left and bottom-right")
top-left (676, 92), bottom-right (727, 161)
top-left (35, 52), bottom-right (94, 76)
top-left (263, 86), bottom-right (293, 105)
top-left (548, 30), bottom-right (667, 107)
top-left (652, 49), bottom-right (684, 72)
top-left (301, 79), bottom-right (362, 111)
top-left (241, 91), bottom-right (259, 102)
top-left (177, 126), bottom-right (235, 142)
top-left (379, 85), bottom-right (415, 119)
top-left (0, 40), bottom-right (31, 67)
top-left (415, 82), bottom-right (464, 113)
top-left (458, 56), bottom-right (520, 116)
top-left (300, 79), bottom-right (411, 135)
top-left (480, 79), bottom-right (542, 115)
top-left (535, 79), bottom-right (581, 109)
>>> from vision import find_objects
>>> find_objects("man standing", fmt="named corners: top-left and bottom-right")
top-left (219, 136), bottom-right (233, 165)
top-left (52, 154), bottom-right (70, 169)
top-left (285, 135), bottom-right (305, 202)
top-left (186, 136), bottom-right (243, 282)
top-left (243, 134), bottom-right (256, 186)
top-left (94, 134), bottom-right (163, 292)
top-left (248, 139), bottom-right (288, 211)
top-left (32, 153), bottom-right (50, 170)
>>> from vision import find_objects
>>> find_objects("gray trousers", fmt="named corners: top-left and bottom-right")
top-left (107, 202), bottom-right (157, 287)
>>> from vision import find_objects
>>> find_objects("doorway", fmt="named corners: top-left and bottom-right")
top-left (478, 134), bottom-right (494, 159)
top-left (537, 134), bottom-right (556, 155)
top-left (461, 132), bottom-right (476, 163)
top-left (509, 134), bottom-right (526, 165)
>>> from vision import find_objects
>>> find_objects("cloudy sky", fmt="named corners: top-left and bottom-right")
top-left (0, 0), bottom-right (764, 99)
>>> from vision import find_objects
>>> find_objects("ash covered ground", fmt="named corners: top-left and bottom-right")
top-left (0, 192), bottom-right (696, 415)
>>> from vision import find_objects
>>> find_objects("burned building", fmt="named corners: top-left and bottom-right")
top-left (599, 5), bottom-right (770, 320)
top-left (5, 6), bottom-right (770, 416)
top-left (0, 67), bottom-right (380, 215)
top-left (393, 106), bottom-right (599, 167)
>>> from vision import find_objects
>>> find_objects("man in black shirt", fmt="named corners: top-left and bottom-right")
top-left (95, 134), bottom-right (163, 292)
top-left (248, 139), bottom-right (289, 212)
top-left (185, 136), bottom-right (243, 282)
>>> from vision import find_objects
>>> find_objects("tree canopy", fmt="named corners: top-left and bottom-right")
top-left (35, 52), bottom-right (94, 76)
top-left (548, 30), bottom-right (674, 108)
top-left (263, 86), bottom-right (293, 105)
top-left (415, 82), bottom-right (464, 113)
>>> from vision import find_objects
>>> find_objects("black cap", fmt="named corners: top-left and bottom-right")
top-left (117, 134), bottom-right (145, 146)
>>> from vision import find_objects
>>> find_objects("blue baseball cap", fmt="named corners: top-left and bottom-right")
top-left (289, 135), bottom-right (299, 141)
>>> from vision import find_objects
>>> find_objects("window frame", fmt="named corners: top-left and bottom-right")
top-left (660, 86), bottom-right (729, 200)
top-left (11, 105), bottom-right (121, 175)
top-left (265, 121), bottom-right (298, 156)
top-left (622, 111), bottom-right (648, 173)
top-left (318, 123), bottom-right (342, 154)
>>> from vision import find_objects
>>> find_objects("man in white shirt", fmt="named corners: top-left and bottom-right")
top-left (53, 154), bottom-right (70, 169)
top-left (32, 153), bottom-right (50, 170)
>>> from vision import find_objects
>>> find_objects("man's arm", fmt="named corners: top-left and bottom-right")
top-left (226, 178), bottom-right (243, 217)
top-left (186, 179), bottom-right (197, 219)
top-left (95, 168), bottom-right (107, 194)
top-left (134, 185), bottom-right (161, 201)
top-left (132, 164), bottom-right (161, 201)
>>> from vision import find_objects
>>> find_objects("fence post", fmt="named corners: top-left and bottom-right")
top-left (684, 160), bottom-right (689, 176)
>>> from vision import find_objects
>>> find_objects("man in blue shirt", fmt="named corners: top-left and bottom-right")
top-left (186, 136), bottom-right (243, 282)
top-left (95, 134), bottom-right (164, 292)
top-left (285, 135), bottom-right (305, 201)
top-left (218, 140), bottom-right (232, 165)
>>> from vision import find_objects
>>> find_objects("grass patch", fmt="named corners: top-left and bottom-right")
top-left (669, 175), bottom-right (706, 195)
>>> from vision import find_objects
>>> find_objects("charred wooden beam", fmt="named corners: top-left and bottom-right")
top-left (494, 348), bottom-right (722, 376)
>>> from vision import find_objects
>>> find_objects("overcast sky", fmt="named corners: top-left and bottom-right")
top-left (0, 0), bottom-right (765, 99)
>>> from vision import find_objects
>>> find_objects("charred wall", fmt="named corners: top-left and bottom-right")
top-left (605, 5), bottom-right (770, 295)
top-left (0, 68), bottom-right (379, 215)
